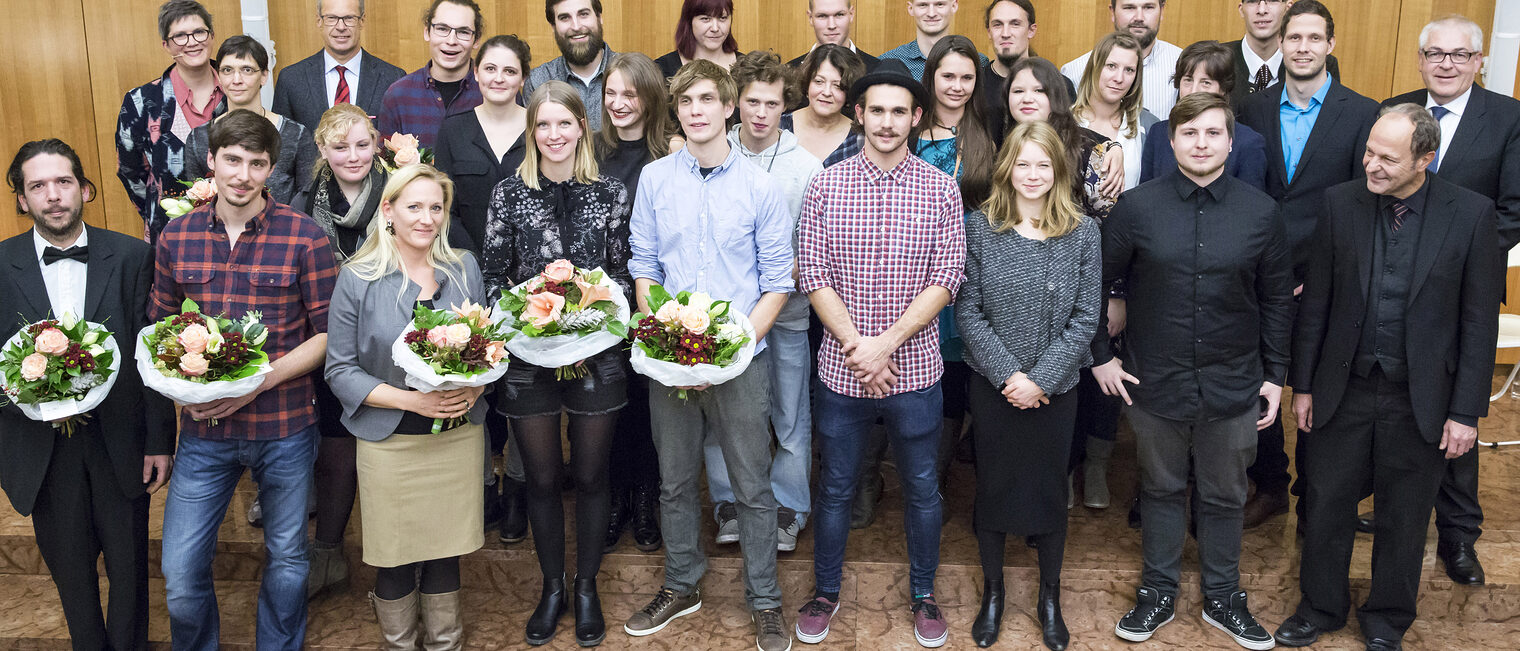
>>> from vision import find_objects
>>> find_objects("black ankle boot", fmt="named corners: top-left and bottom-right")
top-left (525, 575), bottom-right (567, 645)
top-left (573, 575), bottom-right (606, 646)
top-left (971, 577), bottom-right (1004, 647)
top-left (603, 489), bottom-right (630, 552)
top-left (631, 481), bottom-right (662, 552)
top-left (1038, 582), bottom-right (1069, 650)
top-left (500, 477), bottom-right (528, 544)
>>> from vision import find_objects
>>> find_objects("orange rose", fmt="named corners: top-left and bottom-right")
top-left (392, 147), bottom-right (421, 167)
top-left (20, 353), bottom-right (47, 381)
top-left (484, 340), bottom-right (508, 365)
top-left (541, 259), bottom-right (576, 284)
top-left (186, 178), bottom-right (218, 203)
top-left (654, 300), bottom-right (682, 325)
top-left (443, 323), bottom-right (473, 348)
top-left (678, 304), bottom-right (712, 334)
top-left (427, 326), bottom-right (450, 348)
top-left (523, 292), bottom-right (566, 328)
top-left (177, 323), bottom-right (210, 354)
top-left (179, 352), bottom-right (209, 376)
top-left (34, 328), bottom-right (69, 355)
top-left (575, 277), bottom-right (614, 308)
top-left (385, 133), bottom-right (420, 153)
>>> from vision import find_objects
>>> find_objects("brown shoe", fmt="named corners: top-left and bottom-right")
top-left (624, 587), bottom-right (702, 637)
top-left (754, 607), bottom-right (792, 651)
top-left (1242, 489), bottom-right (1289, 529)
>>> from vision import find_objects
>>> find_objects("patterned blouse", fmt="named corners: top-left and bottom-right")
top-left (781, 113), bottom-right (863, 168)
top-left (915, 135), bottom-right (966, 362)
top-left (481, 174), bottom-right (633, 303)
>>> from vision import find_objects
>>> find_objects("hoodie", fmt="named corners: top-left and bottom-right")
top-left (728, 126), bottom-right (824, 328)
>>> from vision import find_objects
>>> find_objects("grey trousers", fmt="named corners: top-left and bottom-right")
top-left (1130, 405), bottom-right (1258, 599)
top-left (648, 352), bottom-right (780, 610)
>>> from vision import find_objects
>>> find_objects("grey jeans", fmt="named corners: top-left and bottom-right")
top-left (1129, 405), bottom-right (1258, 599)
top-left (649, 352), bottom-right (780, 609)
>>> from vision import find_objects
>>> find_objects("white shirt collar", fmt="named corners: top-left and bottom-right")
top-left (33, 226), bottom-right (88, 261)
top-left (324, 50), bottom-right (362, 75)
top-left (1427, 85), bottom-right (1474, 117)
top-left (810, 41), bottom-right (858, 54)
top-left (1240, 40), bottom-right (1283, 80)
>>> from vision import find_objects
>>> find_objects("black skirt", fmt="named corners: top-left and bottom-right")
top-left (968, 378), bottom-right (1078, 535)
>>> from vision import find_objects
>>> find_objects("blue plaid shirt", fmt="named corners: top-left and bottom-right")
top-left (376, 63), bottom-right (483, 148)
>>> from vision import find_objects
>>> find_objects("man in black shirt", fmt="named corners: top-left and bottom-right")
top-left (1100, 93), bottom-right (1293, 650)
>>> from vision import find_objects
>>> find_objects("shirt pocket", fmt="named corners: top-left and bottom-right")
top-left (246, 265), bottom-right (300, 322)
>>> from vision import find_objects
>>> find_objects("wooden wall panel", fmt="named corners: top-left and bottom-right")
top-left (1391, 0), bottom-right (1497, 97)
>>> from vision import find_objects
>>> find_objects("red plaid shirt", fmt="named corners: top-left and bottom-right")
top-left (150, 193), bottom-right (339, 440)
top-left (798, 153), bottom-right (966, 398)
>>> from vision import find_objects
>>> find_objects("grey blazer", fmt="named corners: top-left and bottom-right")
top-left (324, 253), bottom-right (489, 440)
top-left (272, 49), bottom-right (407, 135)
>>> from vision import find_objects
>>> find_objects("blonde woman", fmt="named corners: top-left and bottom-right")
top-left (482, 80), bottom-right (631, 647)
top-left (324, 165), bottom-right (486, 650)
top-left (957, 122), bottom-right (1101, 650)
top-left (1073, 32), bottom-right (1157, 192)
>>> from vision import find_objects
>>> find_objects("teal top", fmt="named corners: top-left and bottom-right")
top-left (917, 135), bottom-right (965, 362)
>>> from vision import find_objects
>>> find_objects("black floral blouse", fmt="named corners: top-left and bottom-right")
top-left (481, 174), bottom-right (633, 302)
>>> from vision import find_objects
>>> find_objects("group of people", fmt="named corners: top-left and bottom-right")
top-left (2, 1), bottom-right (1515, 650)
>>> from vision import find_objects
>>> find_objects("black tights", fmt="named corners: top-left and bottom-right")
top-left (313, 435), bottom-right (357, 545)
top-left (514, 411), bottom-right (617, 580)
top-left (374, 557), bottom-right (461, 600)
top-left (977, 527), bottom-right (1066, 585)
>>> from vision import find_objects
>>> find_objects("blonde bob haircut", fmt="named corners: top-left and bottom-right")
top-left (1073, 31), bottom-right (1146, 140)
top-left (344, 164), bottom-right (467, 292)
top-left (517, 80), bottom-right (600, 190)
top-left (981, 121), bottom-right (1084, 239)
top-left (310, 103), bottom-right (380, 180)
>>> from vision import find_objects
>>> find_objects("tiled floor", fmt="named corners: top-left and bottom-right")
top-left (3, 380), bottom-right (1520, 649)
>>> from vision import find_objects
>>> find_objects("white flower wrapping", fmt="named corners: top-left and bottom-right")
top-left (134, 323), bottom-right (272, 404)
top-left (630, 309), bottom-right (757, 388)
top-left (390, 314), bottom-right (511, 393)
top-left (504, 268), bottom-right (632, 368)
top-left (2, 322), bottom-right (121, 422)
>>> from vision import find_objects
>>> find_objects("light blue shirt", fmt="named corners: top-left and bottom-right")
top-left (1279, 75), bottom-right (1333, 184)
top-left (880, 40), bottom-right (988, 83)
top-left (629, 145), bottom-right (796, 352)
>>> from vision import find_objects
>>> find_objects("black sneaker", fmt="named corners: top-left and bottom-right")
top-left (1115, 586), bottom-right (1175, 642)
top-left (1203, 591), bottom-right (1275, 650)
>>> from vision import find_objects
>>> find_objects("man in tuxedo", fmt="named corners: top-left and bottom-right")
top-left (1275, 104), bottom-right (1500, 651)
top-left (788, 0), bottom-right (879, 69)
top-left (1, 139), bottom-right (175, 651)
top-left (1236, 0), bottom-right (1378, 528)
top-left (1366, 14), bottom-right (1520, 587)
top-left (272, 0), bottom-right (406, 134)
top-left (1225, 0), bottom-right (1339, 108)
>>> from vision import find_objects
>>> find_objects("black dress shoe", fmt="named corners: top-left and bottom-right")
top-left (573, 575), bottom-right (606, 647)
top-left (970, 577), bottom-right (1004, 647)
top-left (1436, 540), bottom-right (1486, 585)
top-left (1273, 614), bottom-right (1324, 647)
top-left (1037, 582), bottom-right (1069, 650)
top-left (1357, 511), bottom-right (1375, 534)
top-left (500, 477), bottom-right (529, 544)
top-left (1242, 489), bottom-right (1289, 529)
top-left (525, 575), bottom-right (567, 645)
top-left (631, 482), bottom-right (662, 552)
top-left (603, 489), bottom-right (630, 552)
top-left (1365, 636), bottom-right (1402, 651)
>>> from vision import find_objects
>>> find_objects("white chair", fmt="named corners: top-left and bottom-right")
top-left (1482, 245), bottom-right (1520, 447)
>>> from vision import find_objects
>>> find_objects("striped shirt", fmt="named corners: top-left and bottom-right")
top-left (376, 63), bottom-right (483, 147)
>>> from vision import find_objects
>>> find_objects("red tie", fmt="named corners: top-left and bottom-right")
top-left (334, 65), bottom-right (351, 105)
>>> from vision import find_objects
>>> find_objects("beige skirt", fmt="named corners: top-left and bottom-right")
top-left (356, 423), bottom-right (485, 567)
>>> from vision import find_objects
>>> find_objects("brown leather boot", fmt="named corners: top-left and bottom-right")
top-left (420, 590), bottom-right (464, 650)
top-left (369, 590), bottom-right (420, 651)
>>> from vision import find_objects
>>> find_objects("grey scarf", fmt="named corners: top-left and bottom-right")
top-left (309, 165), bottom-right (384, 263)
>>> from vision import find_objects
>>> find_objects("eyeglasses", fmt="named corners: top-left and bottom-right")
top-left (218, 65), bottom-right (263, 78)
top-left (1422, 49), bottom-right (1479, 64)
top-left (429, 23), bottom-right (477, 41)
top-left (167, 28), bottom-right (211, 46)
top-left (321, 14), bottom-right (362, 28)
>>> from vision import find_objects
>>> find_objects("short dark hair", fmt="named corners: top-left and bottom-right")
top-left (675, 0), bottom-right (737, 60)
top-left (208, 109), bottom-right (282, 165)
top-left (1168, 92), bottom-right (1235, 140)
top-left (985, 0), bottom-right (1035, 27)
top-left (1110, 0), bottom-right (1166, 6)
top-left (730, 50), bottom-right (799, 107)
top-left (545, 0), bottom-right (603, 24)
top-left (158, 0), bottom-right (213, 41)
top-left (1380, 103), bottom-right (1442, 159)
top-left (1281, 0), bottom-right (1334, 41)
top-left (1174, 40), bottom-right (1234, 95)
top-left (476, 34), bottom-right (532, 71)
top-left (7, 139), bottom-right (96, 215)
top-left (425, 0), bottom-right (483, 38)
top-left (216, 35), bottom-right (269, 71)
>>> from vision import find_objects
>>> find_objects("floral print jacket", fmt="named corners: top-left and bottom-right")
top-left (116, 65), bottom-right (226, 243)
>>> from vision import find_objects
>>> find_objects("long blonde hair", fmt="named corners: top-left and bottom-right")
top-left (1073, 32), bottom-right (1145, 139)
top-left (517, 81), bottom-right (600, 190)
top-left (310, 103), bottom-right (380, 180)
top-left (345, 164), bottom-right (466, 291)
top-left (981, 121), bottom-right (1084, 238)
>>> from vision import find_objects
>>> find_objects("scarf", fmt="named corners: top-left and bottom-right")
top-left (307, 164), bottom-right (384, 263)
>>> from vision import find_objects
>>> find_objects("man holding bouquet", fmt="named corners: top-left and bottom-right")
top-left (1, 138), bottom-right (175, 651)
top-left (149, 110), bottom-right (339, 650)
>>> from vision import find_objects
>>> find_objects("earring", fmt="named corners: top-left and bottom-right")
top-left (385, 221), bottom-right (395, 234)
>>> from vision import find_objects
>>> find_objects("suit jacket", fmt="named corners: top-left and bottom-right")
top-left (272, 49), bottom-right (407, 134)
top-left (1290, 176), bottom-right (1500, 443)
top-left (1225, 39), bottom-right (1341, 109)
top-left (432, 110), bottom-right (527, 254)
top-left (1238, 78), bottom-right (1379, 281)
top-left (787, 47), bottom-right (880, 70)
top-left (0, 226), bottom-right (175, 516)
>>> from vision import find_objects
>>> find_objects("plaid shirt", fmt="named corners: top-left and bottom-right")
top-left (798, 153), bottom-right (966, 398)
top-left (150, 193), bottom-right (339, 440)
top-left (376, 63), bottom-right (483, 148)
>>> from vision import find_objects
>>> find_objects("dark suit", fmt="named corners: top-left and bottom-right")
top-left (272, 49), bottom-right (407, 134)
top-left (1224, 39), bottom-right (1341, 109)
top-left (0, 226), bottom-right (174, 651)
top-left (1382, 84), bottom-right (1520, 548)
top-left (787, 46), bottom-right (880, 70)
top-left (1290, 175), bottom-right (1499, 640)
top-left (432, 110), bottom-right (527, 255)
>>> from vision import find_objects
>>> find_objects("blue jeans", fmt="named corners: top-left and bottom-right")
top-left (704, 325), bottom-right (812, 522)
top-left (162, 426), bottom-right (318, 651)
top-left (813, 382), bottom-right (943, 597)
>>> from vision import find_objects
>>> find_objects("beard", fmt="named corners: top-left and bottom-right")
top-left (997, 50), bottom-right (1026, 70)
top-left (30, 204), bottom-right (84, 241)
top-left (556, 26), bottom-right (605, 67)
top-left (1128, 24), bottom-right (1157, 49)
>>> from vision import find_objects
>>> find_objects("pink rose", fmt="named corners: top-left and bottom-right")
top-left (179, 352), bottom-right (209, 377)
top-left (34, 328), bottom-right (69, 355)
top-left (541, 259), bottom-right (576, 285)
top-left (484, 340), bottom-right (508, 365)
top-left (575, 277), bottom-right (614, 309)
top-left (654, 300), bottom-right (682, 325)
top-left (177, 323), bottom-right (210, 354)
top-left (444, 323), bottom-right (473, 348)
top-left (20, 353), bottom-right (48, 381)
top-left (185, 178), bottom-right (217, 203)
top-left (452, 301), bottom-right (492, 329)
top-left (427, 326), bottom-right (450, 348)
top-left (392, 147), bottom-right (420, 167)
top-left (386, 133), bottom-right (420, 153)
top-left (678, 304), bottom-right (712, 334)
top-left (523, 292), bottom-right (566, 328)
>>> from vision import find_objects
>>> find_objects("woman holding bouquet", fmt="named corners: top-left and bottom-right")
top-left (482, 81), bottom-right (630, 647)
top-left (956, 122), bottom-right (1101, 650)
top-left (325, 164), bottom-right (487, 649)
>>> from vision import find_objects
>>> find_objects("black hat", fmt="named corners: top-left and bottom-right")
top-left (847, 58), bottom-right (930, 114)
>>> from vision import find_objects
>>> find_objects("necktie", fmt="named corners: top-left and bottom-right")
top-left (1254, 64), bottom-right (1272, 93)
top-left (1429, 105), bottom-right (1450, 172)
top-left (334, 65), bottom-right (351, 105)
top-left (42, 245), bottom-right (88, 265)
top-left (1390, 200), bottom-right (1409, 232)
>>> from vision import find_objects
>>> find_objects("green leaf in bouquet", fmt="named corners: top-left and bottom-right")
top-left (676, 290), bottom-right (691, 303)
top-left (714, 339), bottom-right (744, 365)
top-left (647, 285), bottom-right (674, 312)
top-left (500, 292), bottom-right (526, 316)
top-left (710, 301), bottom-right (730, 319)
top-left (182, 298), bottom-right (201, 313)
top-left (583, 269), bottom-right (604, 285)
top-left (606, 319), bottom-right (628, 339)
top-left (566, 286), bottom-right (583, 305)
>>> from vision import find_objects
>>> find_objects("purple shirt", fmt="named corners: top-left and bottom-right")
top-left (376, 63), bottom-right (483, 148)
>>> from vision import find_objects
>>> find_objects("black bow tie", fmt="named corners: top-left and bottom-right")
top-left (42, 245), bottom-right (88, 265)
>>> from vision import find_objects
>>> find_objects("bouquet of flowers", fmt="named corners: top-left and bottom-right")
top-left (135, 299), bottom-right (272, 413)
top-left (160, 178), bottom-right (218, 219)
top-left (390, 300), bottom-right (511, 432)
top-left (378, 133), bottom-right (433, 171)
top-left (627, 285), bottom-right (755, 397)
top-left (1, 314), bottom-right (121, 434)
top-left (498, 260), bottom-right (630, 378)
